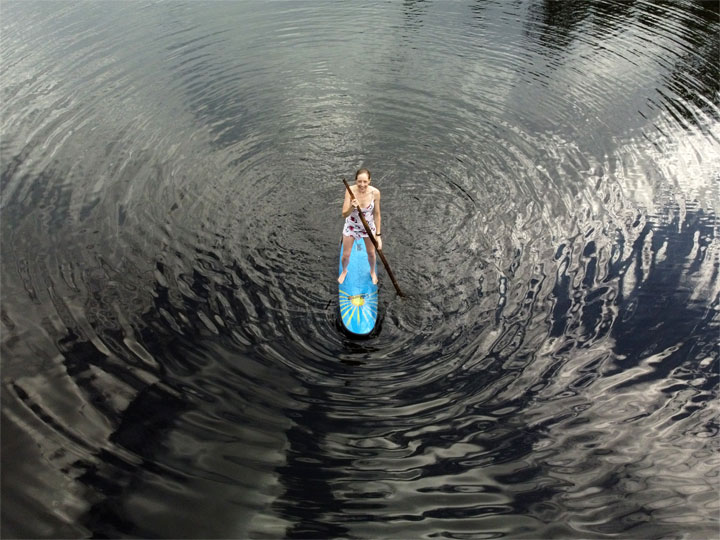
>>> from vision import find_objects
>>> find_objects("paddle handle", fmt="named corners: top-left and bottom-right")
top-left (343, 178), bottom-right (404, 297)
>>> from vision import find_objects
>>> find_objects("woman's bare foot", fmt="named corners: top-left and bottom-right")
top-left (338, 270), bottom-right (348, 284)
top-left (370, 272), bottom-right (378, 284)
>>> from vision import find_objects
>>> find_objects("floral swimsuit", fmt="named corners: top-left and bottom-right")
top-left (342, 198), bottom-right (376, 239)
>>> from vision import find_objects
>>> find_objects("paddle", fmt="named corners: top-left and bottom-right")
top-left (343, 178), bottom-right (404, 297)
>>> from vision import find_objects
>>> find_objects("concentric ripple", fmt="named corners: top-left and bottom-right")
top-left (2, 1), bottom-right (718, 538)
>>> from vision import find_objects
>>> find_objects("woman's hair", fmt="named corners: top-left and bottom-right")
top-left (355, 168), bottom-right (371, 180)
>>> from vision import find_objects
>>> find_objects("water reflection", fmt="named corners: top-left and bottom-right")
top-left (274, 383), bottom-right (354, 539)
top-left (2, 0), bottom-right (719, 538)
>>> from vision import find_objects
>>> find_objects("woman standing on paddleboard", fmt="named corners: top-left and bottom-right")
top-left (339, 168), bottom-right (382, 284)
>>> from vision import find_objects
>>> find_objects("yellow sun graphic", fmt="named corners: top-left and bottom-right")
top-left (338, 289), bottom-right (378, 330)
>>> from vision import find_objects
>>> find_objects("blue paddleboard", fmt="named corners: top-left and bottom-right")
top-left (338, 239), bottom-right (379, 336)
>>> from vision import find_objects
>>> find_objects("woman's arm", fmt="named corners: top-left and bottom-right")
top-left (373, 188), bottom-right (381, 233)
top-left (373, 189), bottom-right (382, 249)
top-left (341, 188), bottom-right (356, 218)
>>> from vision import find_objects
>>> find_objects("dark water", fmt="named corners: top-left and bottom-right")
top-left (2, 0), bottom-right (719, 538)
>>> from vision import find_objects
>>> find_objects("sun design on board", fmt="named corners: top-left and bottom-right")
top-left (338, 290), bottom-right (378, 328)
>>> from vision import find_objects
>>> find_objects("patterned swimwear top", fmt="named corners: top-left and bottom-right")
top-left (342, 197), bottom-right (376, 239)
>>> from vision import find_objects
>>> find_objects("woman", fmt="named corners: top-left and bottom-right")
top-left (338, 168), bottom-right (382, 285)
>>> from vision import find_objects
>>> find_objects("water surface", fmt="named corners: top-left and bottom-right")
top-left (2, 1), bottom-right (719, 538)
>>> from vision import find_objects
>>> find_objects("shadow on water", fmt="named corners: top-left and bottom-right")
top-left (3, 242), bottom-right (294, 537)
top-left (525, 0), bottom-right (720, 123)
top-left (607, 209), bottom-right (718, 388)
top-left (272, 387), bottom-right (354, 539)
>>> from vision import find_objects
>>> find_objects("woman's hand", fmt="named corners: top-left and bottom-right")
top-left (351, 198), bottom-right (359, 209)
top-left (376, 236), bottom-right (383, 250)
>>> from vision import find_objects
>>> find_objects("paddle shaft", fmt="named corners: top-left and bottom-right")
top-left (343, 178), bottom-right (404, 297)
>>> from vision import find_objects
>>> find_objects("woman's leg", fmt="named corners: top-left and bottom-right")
top-left (338, 235), bottom-right (355, 284)
top-left (363, 236), bottom-right (378, 284)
